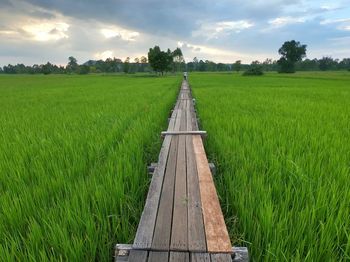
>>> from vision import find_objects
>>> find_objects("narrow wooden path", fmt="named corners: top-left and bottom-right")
top-left (115, 80), bottom-right (248, 262)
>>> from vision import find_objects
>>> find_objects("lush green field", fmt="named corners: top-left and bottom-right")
top-left (0, 74), bottom-right (179, 261)
top-left (191, 72), bottom-right (350, 261)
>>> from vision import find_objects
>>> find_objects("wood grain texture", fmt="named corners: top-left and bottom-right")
top-left (169, 252), bottom-right (189, 262)
top-left (191, 253), bottom-right (211, 262)
top-left (151, 110), bottom-right (182, 250)
top-left (186, 94), bottom-right (206, 251)
top-left (128, 250), bottom-right (148, 262)
top-left (211, 253), bottom-right (233, 262)
top-left (186, 135), bottom-right (206, 252)
top-left (170, 103), bottom-right (188, 251)
top-left (151, 136), bottom-right (178, 250)
top-left (193, 135), bottom-right (232, 253)
top-left (132, 110), bottom-right (178, 249)
top-left (148, 251), bottom-right (169, 262)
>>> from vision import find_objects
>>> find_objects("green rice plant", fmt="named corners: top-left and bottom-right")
top-left (0, 74), bottom-right (179, 261)
top-left (191, 71), bottom-right (350, 261)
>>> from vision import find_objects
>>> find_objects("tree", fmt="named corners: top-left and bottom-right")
top-left (233, 60), bottom-right (241, 73)
top-left (277, 40), bottom-right (307, 73)
top-left (78, 65), bottom-right (90, 74)
top-left (198, 60), bottom-right (206, 71)
top-left (319, 56), bottom-right (336, 71)
top-left (193, 57), bottom-right (199, 71)
top-left (148, 46), bottom-right (173, 75)
top-left (243, 61), bottom-right (264, 76)
top-left (172, 47), bottom-right (185, 72)
top-left (262, 58), bottom-right (273, 71)
top-left (123, 57), bottom-right (130, 73)
top-left (339, 58), bottom-right (350, 70)
top-left (67, 56), bottom-right (78, 73)
top-left (140, 56), bottom-right (148, 63)
top-left (42, 62), bottom-right (54, 75)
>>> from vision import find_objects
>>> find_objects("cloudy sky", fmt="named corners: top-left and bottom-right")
top-left (0, 0), bottom-right (349, 65)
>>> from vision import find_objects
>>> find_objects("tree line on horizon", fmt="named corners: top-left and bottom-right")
top-left (1, 41), bottom-right (349, 75)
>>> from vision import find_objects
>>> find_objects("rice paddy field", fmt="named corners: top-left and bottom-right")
top-left (0, 74), bottom-right (179, 261)
top-left (190, 72), bottom-right (350, 261)
top-left (1, 72), bottom-right (350, 261)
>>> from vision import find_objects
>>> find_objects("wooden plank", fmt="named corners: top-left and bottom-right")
top-left (211, 253), bottom-right (232, 262)
top-left (191, 253), bottom-right (211, 262)
top-left (192, 135), bottom-right (232, 253)
top-left (152, 110), bottom-right (182, 250)
top-left (186, 135), bottom-right (207, 252)
top-left (170, 108), bottom-right (188, 251)
top-left (151, 136), bottom-right (179, 250)
top-left (185, 94), bottom-right (206, 252)
top-left (132, 106), bottom-right (179, 249)
top-left (132, 134), bottom-right (172, 249)
top-left (128, 250), bottom-right (148, 262)
top-left (148, 251), bottom-right (169, 262)
top-left (169, 252), bottom-right (189, 262)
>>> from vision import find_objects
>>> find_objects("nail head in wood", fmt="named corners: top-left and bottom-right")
top-left (209, 163), bottom-right (216, 175)
top-left (147, 163), bottom-right (157, 174)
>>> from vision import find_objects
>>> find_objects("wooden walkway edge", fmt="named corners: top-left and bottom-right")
top-left (115, 80), bottom-right (249, 262)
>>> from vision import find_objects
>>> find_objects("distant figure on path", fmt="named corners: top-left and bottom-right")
top-left (183, 71), bottom-right (188, 80)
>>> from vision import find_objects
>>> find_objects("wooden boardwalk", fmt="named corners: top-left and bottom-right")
top-left (115, 80), bottom-right (248, 262)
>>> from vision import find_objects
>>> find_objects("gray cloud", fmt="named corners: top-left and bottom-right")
top-left (0, 0), bottom-right (349, 65)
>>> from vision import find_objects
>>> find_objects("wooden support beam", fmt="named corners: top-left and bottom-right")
top-left (114, 244), bottom-right (249, 262)
top-left (161, 131), bottom-right (207, 137)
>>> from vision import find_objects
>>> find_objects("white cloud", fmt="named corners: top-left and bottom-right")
top-left (192, 20), bottom-right (254, 39)
top-left (179, 41), bottom-right (272, 63)
top-left (100, 27), bottom-right (140, 41)
top-left (22, 21), bottom-right (69, 41)
top-left (94, 50), bottom-right (114, 60)
top-left (268, 16), bottom-right (305, 27)
top-left (320, 18), bottom-right (350, 31)
top-left (177, 41), bottom-right (184, 47)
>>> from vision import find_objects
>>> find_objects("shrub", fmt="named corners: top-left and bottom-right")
top-left (243, 61), bottom-right (264, 76)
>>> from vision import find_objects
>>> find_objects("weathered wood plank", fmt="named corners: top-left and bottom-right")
top-left (132, 110), bottom-right (178, 249)
top-left (193, 135), bottom-right (232, 253)
top-left (211, 253), bottom-right (232, 262)
top-left (148, 251), bottom-right (169, 262)
top-left (191, 253), bottom-right (211, 262)
top-left (185, 91), bottom-right (207, 252)
top-left (128, 250), bottom-right (148, 262)
top-left (151, 111), bottom-right (182, 250)
top-left (170, 107), bottom-right (188, 251)
top-left (151, 136), bottom-right (179, 250)
top-left (169, 251), bottom-right (189, 262)
top-left (186, 135), bottom-right (207, 252)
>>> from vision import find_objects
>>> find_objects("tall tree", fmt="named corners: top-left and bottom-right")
top-left (148, 46), bottom-right (173, 75)
top-left (277, 40), bottom-right (307, 73)
top-left (319, 56), bottom-right (335, 71)
top-left (172, 47), bottom-right (185, 72)
top-left (123, 57), bottom-right (130, 73)
top-left (140, 56), bottom-right (148, 63)
top-left (233, 60), bottom-right (241, 73)
top-left (66, 56), bottom-right (78, 73)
